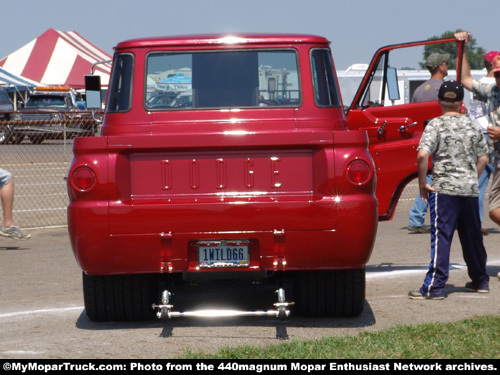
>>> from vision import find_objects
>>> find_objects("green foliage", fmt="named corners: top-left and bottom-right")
top-left (421, 30), bottom-right (486, 70)
top-left (181, 315), bottom-right (500, 359)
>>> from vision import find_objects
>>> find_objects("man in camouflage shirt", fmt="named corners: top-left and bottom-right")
top-left (456, 30), bottom-right (500, 281)
top-left (468, 51), bottom-right (500, 234)
top-left (409, 80), bottom-right (489, 300)
top-left (457, 31), bottom-right (500, 231)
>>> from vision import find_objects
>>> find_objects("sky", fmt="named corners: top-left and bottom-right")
top-left (1, 0), bottom-right (498, 70)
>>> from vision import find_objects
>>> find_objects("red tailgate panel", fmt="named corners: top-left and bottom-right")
top-left (130, 150), bottom-right (313, 199)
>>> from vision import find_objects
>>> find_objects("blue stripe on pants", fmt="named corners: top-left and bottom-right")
top-left (420, 193), bottom-right (489, 297)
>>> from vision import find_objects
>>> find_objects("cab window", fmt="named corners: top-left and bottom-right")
top-left (107, 54), bottom-right (134, 113)
top-left (310, 49), bottom-right (341, 108)
top-left (145, 50), bottom-right (300, 110)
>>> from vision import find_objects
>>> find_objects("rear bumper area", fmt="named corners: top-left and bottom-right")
top-left (68, 130), bottom-right (377, 276)
top-left (68, 193), bottom-right (377, 275)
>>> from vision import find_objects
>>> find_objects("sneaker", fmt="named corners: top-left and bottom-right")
top-left (407, 225), bottom-right (431, 234)
top-left (498, 272), bottom-right (500, 281)
top-left (465, 282), bottom-right (489, 293)
top-left (408, 289), bottom-right (444, 300)
top-left (0, 226), bottom-right (31, 240)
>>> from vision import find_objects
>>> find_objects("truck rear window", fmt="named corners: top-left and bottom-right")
top-left (145, 50), bottom-right (300, 110)
top-left (26, 95), bottom-right (70, 108)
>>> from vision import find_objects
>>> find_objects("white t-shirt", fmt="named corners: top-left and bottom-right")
top-left (469, 76), bottom-right (495, 133)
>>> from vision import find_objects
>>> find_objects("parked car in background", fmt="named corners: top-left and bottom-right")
top-left (0, 88), bottom-right (14, 144)
top-left (0, 88), bottom-right (13, 115)
top-left (9, 87), bottom-right (94, 144)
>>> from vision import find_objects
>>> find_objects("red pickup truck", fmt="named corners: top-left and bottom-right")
top-left (67, 34), bottom-right (462, 321)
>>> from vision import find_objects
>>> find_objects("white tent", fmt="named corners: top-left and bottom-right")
top-left (0, 67), bottom-right (41, 110)
top-left (0, 28), bottom-right (112, 89)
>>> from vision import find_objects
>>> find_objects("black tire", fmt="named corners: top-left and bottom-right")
top-left (82, 273), bottom-right (158, 321)
top-left (0, 126), bottom-right (12, 144)
top-left (11, 134), bottom-right (25, 144)
top-left (292, 268), bottom-right (365, 317)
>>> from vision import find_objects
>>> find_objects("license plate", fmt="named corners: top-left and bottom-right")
top-left (198, 240), bottom-right (249, 268)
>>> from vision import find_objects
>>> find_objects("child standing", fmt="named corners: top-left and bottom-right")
top-left (409, 81), bottom-right (490, 300)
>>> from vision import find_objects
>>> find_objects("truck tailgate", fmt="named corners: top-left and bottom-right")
top-left (106, 131), bottom-right (338, 234)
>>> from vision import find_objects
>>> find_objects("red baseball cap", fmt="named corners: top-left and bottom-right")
top-left (484, 51), bottom-right (500, 64)
top-left (492, 56), bottom-right (500, 74)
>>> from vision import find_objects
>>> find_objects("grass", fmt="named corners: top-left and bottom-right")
top-left (181, 315), bottom-right (500, 359)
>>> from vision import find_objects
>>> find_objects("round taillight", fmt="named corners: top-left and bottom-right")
top-left (346, 159), bottom-right (371, 185)
top-left (72, 166), bottom-right (96, 191)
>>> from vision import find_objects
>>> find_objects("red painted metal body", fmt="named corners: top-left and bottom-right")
top-left (68, 34), bottom-right (379, 277)
top-left (346, 37), bottom-right (462, 220)
top-left (67, 34), bottom-right (462, 277)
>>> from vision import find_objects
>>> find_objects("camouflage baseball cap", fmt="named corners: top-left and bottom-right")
top-left (438, 80), bottom-right (464, 102)
top-left (426, 53), bottom-right (450, 69)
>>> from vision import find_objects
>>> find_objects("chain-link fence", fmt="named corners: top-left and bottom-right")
top-left (1, 117), bottom-right (100, 230)
top-left (1, 116), bottom-right (428, 230)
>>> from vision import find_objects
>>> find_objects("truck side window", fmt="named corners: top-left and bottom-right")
top-left (360, 54), bottom-right (386, 108)
top-left (107, 54), bottom-right (134, 113)
top-left (351, 41), bottom-right (459, 109)
top-left (310, 49), bottom-right (341, 108)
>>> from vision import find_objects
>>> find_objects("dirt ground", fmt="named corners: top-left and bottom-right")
top-left (0, 200), bottom-right (499, 359)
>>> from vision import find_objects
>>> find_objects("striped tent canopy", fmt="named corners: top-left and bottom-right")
top-left (0, 67), bottom-right (40, 91)
top-left (0, 28), bottom-right (112, 89)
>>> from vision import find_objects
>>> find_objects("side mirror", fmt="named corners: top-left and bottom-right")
top-left (85, 75), bottom-right (102, 109)
top-left (386, 67), bottom-right (400, 102)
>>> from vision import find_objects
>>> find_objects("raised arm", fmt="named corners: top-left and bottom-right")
top-left (455, 31), bottom-right (473, 91)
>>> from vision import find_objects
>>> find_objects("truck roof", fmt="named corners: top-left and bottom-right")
top-left (115, 33), bottom-right (330, 50)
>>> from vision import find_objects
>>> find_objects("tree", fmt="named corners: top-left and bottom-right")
top-left (420, 30), bottom-right (486, 70)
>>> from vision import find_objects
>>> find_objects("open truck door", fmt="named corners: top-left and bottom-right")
top-left (345, 37), bottom-right (464, 220)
